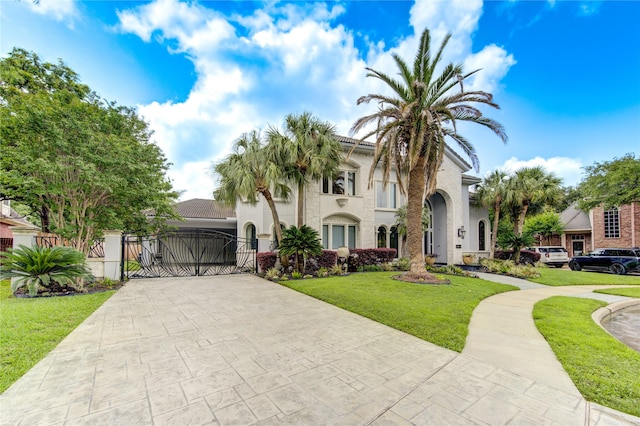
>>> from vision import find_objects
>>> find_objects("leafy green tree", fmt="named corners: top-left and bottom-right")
top-left (497, 230), bottom-right (535, 263)
top-left (524, 211), bottom-right (564, 245)
top-left (277, 225), bottom-right (323, 273)
top-left (0, 48), bottom-right (179, 253)
top-left (0, 245), bottom-right (93, 296)
top-left (267, 112), bottom-right (343, 227)
top-left (214, 131), bottom-right (290, 246)
top-left (351, 28), bottom-right (507, 276)
top-left (578, 154), bottom-right (640, 210)
top-left (475, 170), bottom-right (508, 258)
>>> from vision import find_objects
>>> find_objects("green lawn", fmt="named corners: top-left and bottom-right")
top-left (533, 296), bottom-right (640, 417)
top-left (529, 268), bottom-right (640, 286)
top-left (594, 287), bottom-right (640, 298)
top-left (0, 280), bottom-right (115, 393)
top-left (280, 271), bottom-right (517, 352)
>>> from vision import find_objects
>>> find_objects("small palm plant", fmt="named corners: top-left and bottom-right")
top-left (0, 245), bottom-right (94, 296)
top-left (277, 225), bottom-right (323, 274)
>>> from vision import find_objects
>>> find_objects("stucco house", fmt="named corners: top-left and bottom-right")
top-left (234, 136), bottom-right (490, 265)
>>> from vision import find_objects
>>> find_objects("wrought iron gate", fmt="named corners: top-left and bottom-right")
top-left (122, 230), bottom-right (256, 279)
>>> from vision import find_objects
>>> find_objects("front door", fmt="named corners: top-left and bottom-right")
top-left (572, 241), bottom-right (584, 257)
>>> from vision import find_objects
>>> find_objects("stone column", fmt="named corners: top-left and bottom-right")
top-left (103, 230), bottom-right (123, 281)
top-left (9, 226), bottom-right (38, 249)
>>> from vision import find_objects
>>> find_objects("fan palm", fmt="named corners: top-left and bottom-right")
top-left (0, 245), bottom-right (93, 296)
top-left (475, 170), bottom-right (508, 258)
top-left (213, 131), bottom-right (290, 246)
top-left (351, 28), bottom-right (507, 276)
top-left (267, 112), bottom-right (343, 227)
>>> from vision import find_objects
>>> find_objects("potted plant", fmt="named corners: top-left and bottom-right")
top-left (424, 253), bottom-right (437, 266)
top-left (462, 254), bottom-right (475, 265)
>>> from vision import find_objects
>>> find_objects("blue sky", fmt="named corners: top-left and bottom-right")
top-left (2, 0), bottom-right (639, 201)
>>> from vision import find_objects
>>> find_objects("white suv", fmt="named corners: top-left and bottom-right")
top-left (527, 246), bottom-right (569, 268)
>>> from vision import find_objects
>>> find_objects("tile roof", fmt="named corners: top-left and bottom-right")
top-left (175, 199), bottom-right (235, 219)
top-left (0, 208), bottom-right (38, 228)
top-left (560, 203), bottom-right (591, 231)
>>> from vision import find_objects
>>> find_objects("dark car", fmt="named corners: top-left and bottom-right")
top-left (569, 248), bottom-right (640, 275)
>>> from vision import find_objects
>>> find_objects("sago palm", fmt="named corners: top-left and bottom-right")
top-left (267, 112), bottom-right (343, 227)
top-left (213, 131), bottom-right (290, 246)
top-left (0, 245), bottom-right (93, 296)
top-left (351, 28), bottom-right (507, 277)
top-left (277, 225), bottom-right (323, 273)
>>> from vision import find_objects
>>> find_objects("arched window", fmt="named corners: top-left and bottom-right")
top-left (390, 226), bottom-right (399, 256)
top-left (478, 221), bottom-right (486, 251)
top-left (246, 224), bottom-right (257, 250)
top-left (377, 226), bottom-right (387, 248)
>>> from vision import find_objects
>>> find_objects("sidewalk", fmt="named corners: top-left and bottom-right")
top-left (0, 274), bottom-right (638, 425)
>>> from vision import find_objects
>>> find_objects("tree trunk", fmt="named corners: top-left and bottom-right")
top-left (40, 205), bottom-right (50, 233)
top-left (490, 198), bottom-right (501, 259)
top-left (407, 156), bottom-right (437, 279)
top-left (297, 182), bottom-right (304, 227)
top-left (262, 189), bottom-right (288, 267)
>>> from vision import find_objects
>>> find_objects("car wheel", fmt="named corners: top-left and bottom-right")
top-left (569, 261), bottom-right (581, 271)
top-left (610, 263), bottom-right (627, 275)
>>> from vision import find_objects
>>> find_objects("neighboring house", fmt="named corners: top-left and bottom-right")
top-left (0, 200), bottom-right (39, 252)
top-left (164, 198), bottom-right (236, 235)
top-left (235, 136), bottom-right (490, 265)
top-left (558, 202), bottom-right (639, 256)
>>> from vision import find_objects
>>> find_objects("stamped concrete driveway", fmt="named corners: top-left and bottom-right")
top-left (1, 274), bottom-right (635, 425)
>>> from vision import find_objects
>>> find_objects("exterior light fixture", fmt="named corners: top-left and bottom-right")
top-left (458, 226), bottom-right (466, 239)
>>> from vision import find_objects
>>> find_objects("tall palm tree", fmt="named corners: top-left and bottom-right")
top-left (213, 131), bottom-right (290, 246)
top-left (502, 166), bottom-right (562, 263)
top-left (475, 170), bottom-right (508, 258)
top-left (267, 112), bottom-right (343, 227)
top-left (351, 28), bottom-right (507, 276)
top-left (506, 166), bottom-right (563, 236)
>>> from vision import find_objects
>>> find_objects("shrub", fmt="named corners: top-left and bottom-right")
top-left (396, 257), bottom-right (411, 271)
top-left (278, 225), bottom-right (323, 274)
top-left (347, 248), bottom-right (397, 271)
top-left (362, 265), bottom-right (383, 272)
top-left (382, 262), bottom-right (394, 271)
top-left (330, 265), bottom-right (344, 276)
top-left (258, 250), bottom-right (338, 275)
top-left (291, 271), bottom-right (303, 279)
top-left (426, 264), bottom-right (477, 277)
top-left (257, 252), bottom-right (278, 272)
top-left (0, 245), bottom-right (93, 296)
top-left (265, 268), bottom-right (280, 281)
top-left (480, 258), bottom-right (540, 279)
top-left (494, 249), bottom-right (540, 265)
top-left (317, 267), bottom-right (329, 278)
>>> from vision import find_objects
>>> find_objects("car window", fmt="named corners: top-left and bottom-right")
top-left (548, 248), bottom-right (567, 253)
top-left (619, 250), bottom-right (634, 257)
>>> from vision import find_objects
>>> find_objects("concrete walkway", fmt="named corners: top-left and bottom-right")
top-left (1, 274), bottom-right (639, 425)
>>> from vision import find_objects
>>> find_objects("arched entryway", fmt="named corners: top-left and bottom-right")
top-left (424, 192), bottom-right (449, 262)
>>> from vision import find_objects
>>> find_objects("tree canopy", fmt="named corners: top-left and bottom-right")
top-left (0, 48), bottom-right (179, 253)
top-left (577, 154), bottom-right (640, 211)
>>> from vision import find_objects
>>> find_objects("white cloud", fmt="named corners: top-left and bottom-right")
top-left (464, 44), bottom-right (516, 93)
top-left (167, 160), bottom-right (217, 200)
top-left (25, 0), bottom-right (79, 24)
top-left (116, 0), bottom-right (514, 200)
top-left (495, 156), bottom-right (584, 187)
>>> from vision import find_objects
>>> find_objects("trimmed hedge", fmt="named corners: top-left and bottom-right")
top-left (257, 248), bottom-right (397, 274)
top-left (347, 248), bottom-right (397, 271)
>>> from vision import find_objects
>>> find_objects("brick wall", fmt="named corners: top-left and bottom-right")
top-left (592, 202), bottom-right (639, 248)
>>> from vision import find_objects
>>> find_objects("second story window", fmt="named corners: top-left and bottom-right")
top-left (376, 181), bottom-right (397, 209)
top-left (323, 171), bottom-right (356, 196)
top-left (604, 207), bottom-right (620, 238)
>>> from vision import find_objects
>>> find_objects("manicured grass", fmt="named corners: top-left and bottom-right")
top-left (533, 296), bottom-right (640, 417)
top-left (280, 271), bottom-right (517, 352)
top-left (594, 287), bottom-right (640, 298)
top-left (529, 268), bottom-right (640, 286)
top-left (0, 280), bottom-right (115, 393)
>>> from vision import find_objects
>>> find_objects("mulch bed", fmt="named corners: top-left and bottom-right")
top-left (393, 272), bottom-right (451, 285)
top-left (13, 281), bottom-right (125, 298)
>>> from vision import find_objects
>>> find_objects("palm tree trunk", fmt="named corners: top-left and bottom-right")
top-left (490, 199), bottom-right (501, 259)
top-left (262, 189), bottom-right (288, 267)
top-left (407, 157), bottom-right (437, 278)
top-left (297, 182), bottom-right (304, 227)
